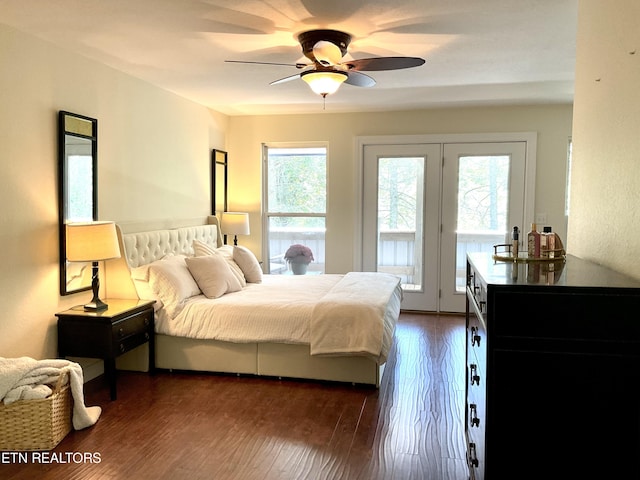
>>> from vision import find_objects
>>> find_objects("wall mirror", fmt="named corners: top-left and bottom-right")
top-left (58, 111), bottom-right (98, 295)
top-left (211, 149), bottom-right (227, 216)
top-left (211, 149), bottom-right (228, 244)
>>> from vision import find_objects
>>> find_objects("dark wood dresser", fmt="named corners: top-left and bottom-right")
top-left (465, 253), bottom-right (640, 479)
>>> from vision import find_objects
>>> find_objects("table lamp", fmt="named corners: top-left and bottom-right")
top-left (66, 221), bottom-right (121, 311)
top-left (222, 212), bottom-right (250, 246)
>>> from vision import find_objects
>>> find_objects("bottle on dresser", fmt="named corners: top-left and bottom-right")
top-left (512, 226), bottom-right (520, 258)
top-left (540, 226), bottom-right (556, 259)
top-left (527, 223), bottom-right (541, 258)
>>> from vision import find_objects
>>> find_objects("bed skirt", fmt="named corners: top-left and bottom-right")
top-left (116, 335), bottom-right (384, 387)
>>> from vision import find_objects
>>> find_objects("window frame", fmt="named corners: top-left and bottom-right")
top-left (261, 142), bottom-right (328, 274)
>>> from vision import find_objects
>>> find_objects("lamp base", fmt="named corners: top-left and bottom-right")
top-left (85, 261), bottom-right (108, 311)
top-left (83, 298), bottom-right (108, 312)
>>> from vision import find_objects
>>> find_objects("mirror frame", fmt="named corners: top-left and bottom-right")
top-left (211, 149), bottom-right (228, 243)
top-left (58, 111), bottom-right (98, 296)
top-left (211, 149), bottom-right (227, 215)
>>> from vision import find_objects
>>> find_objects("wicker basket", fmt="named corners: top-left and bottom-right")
top-left (0, 371), bottom-right (73, 451)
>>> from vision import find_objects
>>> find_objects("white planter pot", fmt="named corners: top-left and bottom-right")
top-left (290, 262), bottom-right (308, 275)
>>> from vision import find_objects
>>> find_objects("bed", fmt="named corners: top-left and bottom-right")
top-left (104, 216), bottom-right (402, 386)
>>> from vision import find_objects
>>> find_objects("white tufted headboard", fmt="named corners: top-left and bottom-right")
top-left (121, 224), bottom-right (220, 268)
top-left (104, 216), bottom-right (222, 299)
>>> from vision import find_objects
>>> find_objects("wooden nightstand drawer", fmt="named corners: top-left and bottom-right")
top-left (112, 309), bottom-right (152, 342)
top-left (115, 330), bottom-right (151, 355)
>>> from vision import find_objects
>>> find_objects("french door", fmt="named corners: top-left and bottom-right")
top-left (440, 142), bottom-right (528, 312)
top-left (360, 135), bottom-right (534, 313)
top-left (362, 144), bottom-right (442, 311)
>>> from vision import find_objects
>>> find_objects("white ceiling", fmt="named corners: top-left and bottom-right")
top-left (1, 0), bottom-right (578, 116)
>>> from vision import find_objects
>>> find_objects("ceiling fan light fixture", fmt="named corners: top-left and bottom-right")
top-left (312, 40), bottom-right (343, 66)
top-left (301, 70), bottom-right (348, 97)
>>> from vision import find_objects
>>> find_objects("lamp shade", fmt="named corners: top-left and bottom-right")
top-left (301, 70), bottom-right (348, 96)
top-left (66, 221), bottom-right (121, 262)
top-left (222, 212), bottom-right (250, 236)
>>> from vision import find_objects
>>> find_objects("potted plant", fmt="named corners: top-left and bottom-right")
top-left (284, 244), bottom-right (314, 275)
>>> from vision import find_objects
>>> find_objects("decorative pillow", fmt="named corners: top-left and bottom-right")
top-left (192, 240), bottom-right (246, 287)
top-left (185, 254), bottom-right (243, 299)
top-left (192, 239), bottom-right (217, 256)
top-left (148, 255), bottom-right (201, 317)
top-left (130, 264), bottom-right (163, 312)
top-left (233, 245), bottom-right (263, 283)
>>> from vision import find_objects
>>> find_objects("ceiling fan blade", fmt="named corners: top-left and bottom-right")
top-left (226, 60), bottom-right (308, 69)
top-left (343, 57), bottom-right (425, 72)
top-left (345, 71), bottom-right (376, 88)
top-left (270, 73), bottom-right (301, 85)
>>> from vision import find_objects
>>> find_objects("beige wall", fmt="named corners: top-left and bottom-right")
top-left (0, 24), bottom-right (226, 359)
top-left (227, 105), bottom-right (573, 272)
top-left (568, 0), bottom-right (640, 278)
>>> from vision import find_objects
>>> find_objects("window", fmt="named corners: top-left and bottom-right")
top-left (263, 145), bottom-right (327, 274)
top-left (377, 156), bottom-right (425, 290)
top-left (455, 155), bottom-right (510, 291)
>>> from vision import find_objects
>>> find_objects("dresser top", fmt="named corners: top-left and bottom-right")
top-left (468, 253), bottom-right (640, 290)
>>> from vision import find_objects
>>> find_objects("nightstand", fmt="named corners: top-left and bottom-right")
top-left (56, 299), bottom-right (155, 400)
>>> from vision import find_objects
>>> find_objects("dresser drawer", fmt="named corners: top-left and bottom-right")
top-left (467, 306), bottom-right (487, 381)
top-left (491, 289), bottom-right (640, 348)
top-left (467, 267), bottom-right (487, 314)
top-left (468, 317), bottom-right (485, 359)
top-left (466, 438), bottom-right (483, 480)
top-left (466, 386), bottom-right (485, 444)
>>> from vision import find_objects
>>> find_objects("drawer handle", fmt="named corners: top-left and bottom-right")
top-left (479, 300), bottom-right (486, 313)
top-left (144, 318), bottom-right (150, 327)
top-left (468, 442), bottom-right (479, 468)
top-left (469, 403), bottom-right (480, 427)
top-left (119, 343), bottom-right (125, 353)
top-left (118, 327), bottom-right (125, 338)
top-left (470, 327), bottom-right (481, 347)
top-left (470, 364), bottom-right (480, 386)
top-left (144, 332), bottom-right (150, 340)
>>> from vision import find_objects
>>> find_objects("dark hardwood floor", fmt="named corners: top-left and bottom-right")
top-left (2, 313), bottom-right (468, 480)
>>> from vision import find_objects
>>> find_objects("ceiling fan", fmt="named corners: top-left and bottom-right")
top-left (226, 29), bottom-right (425, 99)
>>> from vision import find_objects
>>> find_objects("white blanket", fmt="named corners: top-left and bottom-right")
top-left (310, 272), bottom-right (401, 361)
top-left (0, 357), bottom-right (101, 430)
top-left (158, 274), bottom-right (340, 344)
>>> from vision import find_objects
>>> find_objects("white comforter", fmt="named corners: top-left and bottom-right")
top-left (155, 273), bottom-right (402, 362)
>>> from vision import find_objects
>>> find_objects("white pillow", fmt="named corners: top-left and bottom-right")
top-left (148, 255), bottom-right (201, 317)
top-left (233, 245), bottom-right (263, 283)
top-left (185, 254), bottom-right (243, 298)
top-left (193, 240), bottom-right (246, 287)
top-left (130, 264), bottom-right (163, 312)
top-left (193, 239), bottom-right (217, 256)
